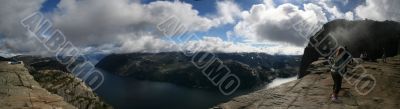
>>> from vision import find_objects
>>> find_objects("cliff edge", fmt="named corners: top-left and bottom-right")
top-left (0, 61), bottom-right (76, 109)
top-left (15, 56), bottom-right (113, 109)
top-left (0, 56), bottom-right (112, 109)
top-left (214, 55), bottom-right (400, 109)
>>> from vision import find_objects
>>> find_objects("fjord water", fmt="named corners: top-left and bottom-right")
top-left (266, 76), bottom-right (298, 88)
top-left (93, 69), bottom-right (241, 109)
top-left (92, 69), bottom-right (297, 109)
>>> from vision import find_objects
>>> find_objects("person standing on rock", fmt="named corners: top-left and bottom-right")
top-left (360, 52), bottom-right (364, 63)
top-left (382, 48), bottom-right (387, 63)
top-left (330, 47), bottom-right (346, 102)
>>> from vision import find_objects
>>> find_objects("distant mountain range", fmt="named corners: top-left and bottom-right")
top-left (0, 56), bottom-right (8, 61)
top-left (95, 52), bottom-right (301, 90)
top-left (3, 52), bottom-right (301, 91)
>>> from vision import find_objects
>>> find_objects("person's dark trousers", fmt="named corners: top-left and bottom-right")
top-left (331, 71), bottom-right (343, 94)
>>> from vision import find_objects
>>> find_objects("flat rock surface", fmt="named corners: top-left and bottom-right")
top-left (0, 61), bottom-right (76, 109)
top-left (215, 56), bottom-right (400, 109)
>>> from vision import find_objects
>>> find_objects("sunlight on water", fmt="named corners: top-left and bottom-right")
top-left (267, 76), bottom-right (298, 88)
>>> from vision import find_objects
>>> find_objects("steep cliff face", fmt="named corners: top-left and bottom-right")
top-left (0, 61), bottom-right (76, 109)
top-left (299, 20), bottom-right (400, 78)
top-left (15, 56), bottom-right (112, 109)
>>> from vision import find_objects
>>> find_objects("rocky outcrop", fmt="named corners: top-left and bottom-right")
top-left (96, 52), bottom-right (300, 90)
top-left (299, 19), bottom-right (400, 78)
top-left (24, 58), bottom-right (113, 109)
top-left (0, 61), bottom-right (76, 109)
top-left (214, 56), bottom-right (400, 109)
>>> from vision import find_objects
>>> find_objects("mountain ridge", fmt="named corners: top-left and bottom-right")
top-left (95, 52), bottom-right (301, 90)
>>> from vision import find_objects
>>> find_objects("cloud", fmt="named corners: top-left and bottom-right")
top-left (183, 36), bottom-right (250, 53)
top-left (318, 0), bottom-right (354, 20)
top-left (0, 0), bottom-right (47, 55)
top-left (117, 35), bottom-right (179, 53)
top-left (77, 35), bottom-right (304, 55)
top-left (234, 1), bottom-right (327, 47)
top-left (355, 0), bottom-right (400, 22)
top-left (181, 36), bottom-right (303, 55)
top-left (3, 0), bottom-right (399, 56)
top-left (0, 0), bottom-right (243, 55)
top-left (51, 0), bottom-right (218, 47)
top-left (211, 0), bottom-right (242, 25)
top-left (340, 0), bottom-right (350, 6)
top-left (50, 0), bottom-right (245, 53)
top-left (0, 0), bottom-right (44, 35)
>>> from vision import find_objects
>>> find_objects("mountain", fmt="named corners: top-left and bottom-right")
top-left (299, 19), bottom-right (400, 78)
top-left (95, 52), bottom-right (301, 90)
top-left (0, 56), bottom-right (10, 61)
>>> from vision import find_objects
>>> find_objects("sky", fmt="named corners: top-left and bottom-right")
top-left (1, 0), bottom-right (400, 57)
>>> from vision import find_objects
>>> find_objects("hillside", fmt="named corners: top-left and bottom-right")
top-left (0, 56), bottom-right (8, 61)
top-left (95, 52), bottom-right (301, 90)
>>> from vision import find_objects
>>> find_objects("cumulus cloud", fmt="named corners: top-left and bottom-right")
top-left (50, 0), bottom-right (244, 53)
top-left (234, 1), bottom-right (327, 47)
top-left (183, 36), bottom-right (253, 53)
top-left (355, 0), bottom-right (400, 22)
top-left (0, 0), bottom-right (46, 55)
top-left (117, 35), bottom-right (179, 53)
top-left (52, 0), bottom-right (217, 47)
top-left (181, 36), bottom-right (303, 55)
top-left (318, 0), bottom-right (354, 20)
top-left (78, 35), bottom-right (303, 55)
top-left (0, 0), bottom-right (243, 55)
top-left (2, 0), bottom-right (399, 56)
top-left (211, 0), bottom-right (242, 25)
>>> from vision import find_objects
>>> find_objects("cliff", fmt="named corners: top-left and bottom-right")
top-left (299, 19), bottom-right (400, 78)
top-left (0, 56), bottom-right (113, 109)
top-left (214, 55), bottom-right (400, 109)
top-left (19, 56), bottom-right (113, 109)
top-left (0, 61), bottom-right (76, 109)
